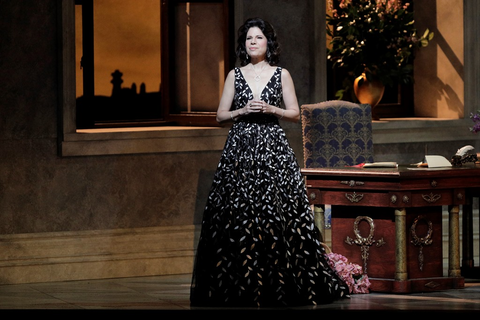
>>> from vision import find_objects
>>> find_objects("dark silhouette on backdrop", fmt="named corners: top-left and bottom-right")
top-left (76, 69), bottom-right (162, 128)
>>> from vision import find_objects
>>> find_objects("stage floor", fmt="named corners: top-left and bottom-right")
top-left (0, 274), bottom-right (479, 313)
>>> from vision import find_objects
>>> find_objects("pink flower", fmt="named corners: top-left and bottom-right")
top-left (326, 252), bottom-right (371, 294)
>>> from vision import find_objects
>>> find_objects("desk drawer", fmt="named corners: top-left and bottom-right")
top-left (307, 188), bottom-right (466, 207)
top-left (411, 190), bottom-right (452, 206)
top-left (307, 178), bottom-right (398, 190)
top-left (388, 189), bottom-right (465, 207)
top-left (307, 189), bottom-right (391, 207)
top-left (401, 176), bottom-right (480, 190)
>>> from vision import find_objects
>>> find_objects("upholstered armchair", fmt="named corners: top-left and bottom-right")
top-left (300, 100), bottom-right (374, 240)
top-left (301, 100), bottom-right (374, 168)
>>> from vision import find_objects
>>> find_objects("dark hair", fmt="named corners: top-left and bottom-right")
top-left (236, 17), bottom-right (280, 66)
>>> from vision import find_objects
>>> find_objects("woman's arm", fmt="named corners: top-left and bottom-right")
top-left (216, 69), bottom-right (237, 123)
top-left (278, 68), bottom-right (300, 123)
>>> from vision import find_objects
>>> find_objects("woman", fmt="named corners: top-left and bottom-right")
top-left (190, 17), bottom-right (349, 307)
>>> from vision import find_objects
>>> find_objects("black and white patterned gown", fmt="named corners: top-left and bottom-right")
top-left (190, 67), bottom-right (349, 307)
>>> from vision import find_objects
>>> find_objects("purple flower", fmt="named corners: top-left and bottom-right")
top-left (470, 111), bottom-right (480, 133)
top-left (472, 123), bottom-right (480, 133)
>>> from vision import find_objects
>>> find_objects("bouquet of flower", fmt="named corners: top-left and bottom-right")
top-left (326, 0), bottom-right (434, 87)
top-left (326, 252), bottom-right (371, 294)
top-left (470, 110), bottom-right (480, 133)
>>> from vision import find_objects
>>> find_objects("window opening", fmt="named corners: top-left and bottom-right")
top-left (75, 0), bottom-right (232, 129)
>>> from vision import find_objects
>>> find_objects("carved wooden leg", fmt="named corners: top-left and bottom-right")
top-left (449, 205), bottom-right (461, 277)
top-left (395, 208), bottom-right (408, 281)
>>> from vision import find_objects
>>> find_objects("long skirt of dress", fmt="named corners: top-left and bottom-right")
top-left (190, 116), bottom-right (349, 307)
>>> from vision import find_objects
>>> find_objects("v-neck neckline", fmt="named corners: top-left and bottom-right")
top-left (238, 67), bottom-right (279, 99)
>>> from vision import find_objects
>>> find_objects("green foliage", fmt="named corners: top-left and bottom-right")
top-left (326, 0), bottom-right (434, 87)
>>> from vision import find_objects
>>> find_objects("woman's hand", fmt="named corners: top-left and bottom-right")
top-left (243, 99), bottom-right (276, 115)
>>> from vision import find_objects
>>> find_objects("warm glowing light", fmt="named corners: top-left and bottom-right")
top-left (76, 0), bottom-right (161, 98)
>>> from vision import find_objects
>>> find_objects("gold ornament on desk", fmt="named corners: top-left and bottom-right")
top-left (410, 215), bottom-right (433, 271)
top-left (345, 216), bottom-right (386, 274)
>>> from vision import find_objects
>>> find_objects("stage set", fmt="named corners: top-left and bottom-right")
top-left (302, 164), bottom-right (480, 294)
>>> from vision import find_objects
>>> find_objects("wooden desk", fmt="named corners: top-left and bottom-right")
top-left (301, 164), bottom-right (480, 293)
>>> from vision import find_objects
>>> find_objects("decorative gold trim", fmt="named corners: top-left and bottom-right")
top-left (410, 215), bottom-right (433, 271)
top-left (345, 192), bottom-right (364, 203)
top-left (345, 216), bottom-right (386, 274)
top-left (390, 194), bottom-right (397, 204)
top-left (421, 193), bottom-right (441, 203)
top-left (425, 281), bottom-right (441, 289)
top-left (376, 238), bottom-right (387, 247)
top-left (340, 180), bottom-right (365, 187)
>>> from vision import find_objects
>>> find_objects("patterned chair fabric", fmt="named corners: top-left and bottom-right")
top-left (301, 100), bottom-right (374, 168)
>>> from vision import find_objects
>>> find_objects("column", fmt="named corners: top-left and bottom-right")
top-left (449, 205), bottom-right (461, 277)
top-left (395, 208), bottom-right (408, 281)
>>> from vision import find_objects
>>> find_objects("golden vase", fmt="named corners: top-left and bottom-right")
top-left (354, 73), bottom-right (385, 120)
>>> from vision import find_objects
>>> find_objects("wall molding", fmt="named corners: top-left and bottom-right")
top-left (372, 118), bottom-right (476, 145)
top-left (62, 126), bottom-right (230, 156)
top-left (0, 225), bottom-right (199, 285)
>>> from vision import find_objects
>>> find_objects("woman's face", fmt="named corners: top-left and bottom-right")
top-left (245, 27), bottom-right (267, 61)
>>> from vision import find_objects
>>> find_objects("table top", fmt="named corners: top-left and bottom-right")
top-left (301, 163), bottom-right (480, 179)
